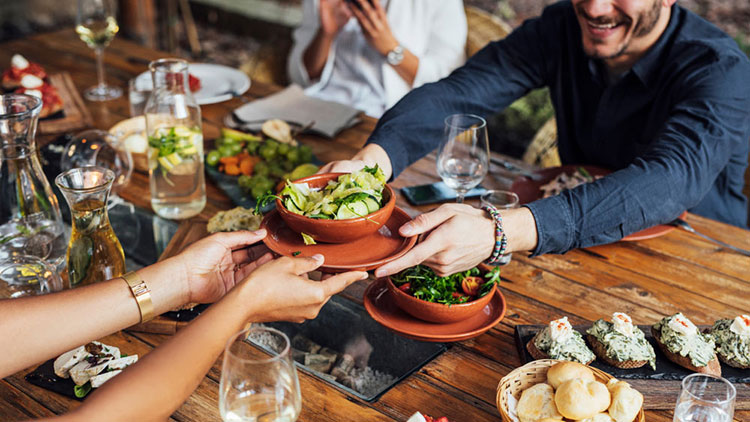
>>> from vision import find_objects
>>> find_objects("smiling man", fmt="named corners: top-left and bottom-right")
top-left (322, 0), bottom-right (750, 275)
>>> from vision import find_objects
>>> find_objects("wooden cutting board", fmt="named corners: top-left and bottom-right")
top-left (515, 325), bottom-right (750, 410)
top-left (38, 72), bottom-right (93, 134)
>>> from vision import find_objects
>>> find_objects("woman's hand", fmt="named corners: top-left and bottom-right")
top-left (175, 230), bottom-right (273, 305)
top-left (375, 204), bottom-right (496, 277)
top-left (239, 254), bottom-right (368, 323)
top-left (320, 0), bottom-right (353, 37)
top-left (348, 0), bottom-right (398, 56)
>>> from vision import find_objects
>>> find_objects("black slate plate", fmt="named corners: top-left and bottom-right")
top-left (515, 324), bottom-right (750, 382)
top-left (25, 359), bottom-right (83, 401)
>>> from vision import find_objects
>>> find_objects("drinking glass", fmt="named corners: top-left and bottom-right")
top-left (128, 78), bottom-right (151, 117)
top-left (60, 129), bottom-right (133, 196)
top-left (480, 190), bottom-right (520, 265)
top-left (437, 114), bottom-right (489, 203)
top-left (0, 255), bottom-right (63, 298)
top-left (673, 373), bottom-right (736, 422)
top-left (220, 326), bottom-right (302, 422)
top-left (75, 0), bottom-right (122, 101)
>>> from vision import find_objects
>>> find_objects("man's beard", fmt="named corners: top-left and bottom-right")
top-left (579, 0), bottom-right (662, 60)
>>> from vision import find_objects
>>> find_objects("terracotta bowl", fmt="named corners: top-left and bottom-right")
top-left (275, 172), bottom-right (396, 244)
top-left (386, 276), bottom-right (497, 324)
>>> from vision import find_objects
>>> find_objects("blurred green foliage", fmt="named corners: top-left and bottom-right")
top-left (489, 87), bottom-right (554, 158)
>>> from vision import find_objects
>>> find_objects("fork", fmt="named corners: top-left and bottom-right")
top-left (670, 218), bottom-right (750, 257)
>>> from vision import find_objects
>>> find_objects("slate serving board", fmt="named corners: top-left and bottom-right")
top-left (25, 359), bottom-right (83, 401)
top-left (514, 324), bottom-right (750, 410)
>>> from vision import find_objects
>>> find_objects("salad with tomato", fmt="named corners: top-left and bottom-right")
top-left (390, 265), bottom-right (500, 305)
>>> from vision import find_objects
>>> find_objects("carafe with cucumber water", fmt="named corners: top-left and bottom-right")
top-left (55, 167), bottom-right (124, 288)
top-left (144, 58), bottom-right (205, 219)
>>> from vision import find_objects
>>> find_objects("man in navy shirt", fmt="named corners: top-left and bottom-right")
top-left (322, 0), bottom-right (750, 276)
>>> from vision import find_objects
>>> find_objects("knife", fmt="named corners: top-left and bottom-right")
top-left (490, 156), bottom-right (541, 180)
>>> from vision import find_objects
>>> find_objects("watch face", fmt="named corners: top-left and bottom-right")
top-left (387, 46), bottom-right (404, 65)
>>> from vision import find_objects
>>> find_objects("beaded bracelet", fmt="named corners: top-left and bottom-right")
top-left (481, 203), bottom-right (508, 265)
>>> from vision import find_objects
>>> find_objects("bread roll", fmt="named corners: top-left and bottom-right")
top-left (581, 413), bottom-right (615, 422)
top-left (538, 419), bottom-right (563, 422)
top-left (516, 383), bottom-right (562, 422)
top-left (546, 361), bottom-right (595, 389)
top-left (555, 378), bottom-right (611, 420)
top-left (607, 379), bottom-right (643, 422)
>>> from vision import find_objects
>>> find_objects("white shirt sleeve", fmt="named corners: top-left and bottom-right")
top-left (411, 0), bottom-right (467, 88)
top-left (287, 0), bottom-right (338, 88)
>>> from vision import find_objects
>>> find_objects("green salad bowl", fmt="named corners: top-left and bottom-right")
top-left (275, 172), bottom-right (396, 244)
top-left (386, 275), bottom-right (497, 324)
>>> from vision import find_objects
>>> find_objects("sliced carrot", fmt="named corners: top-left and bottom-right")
top-left (224, 163), bottom-right (241, 176)
top-left (219, 156), bottom-right (239, 165)
top-left (239, 157), bottom-right (254, 175)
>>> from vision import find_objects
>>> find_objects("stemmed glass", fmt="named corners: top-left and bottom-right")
top-left (220, 326), bottom-right (302, 422)
top-left (436, 114), bottom-right (490, 203)
top-left (673, 374), bottom-right (735, 422)
top-left (75, 0), bottom-right (122, 101)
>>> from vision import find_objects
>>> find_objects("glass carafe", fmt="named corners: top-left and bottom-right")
top-left (55, 166), bottom-right (125, 288)
top-left (144, 58), bottom-right (206, 220)
top-left (0, 94), bottom-right (66, 270)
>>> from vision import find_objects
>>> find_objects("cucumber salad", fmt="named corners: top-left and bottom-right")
top-left (148, 125), bottom-right (202, 174)
top-left (280, 166), bottom-right (387, 220)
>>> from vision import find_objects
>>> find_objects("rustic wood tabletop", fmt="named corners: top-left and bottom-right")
top-left (1, 29), bottom-right (749, 422)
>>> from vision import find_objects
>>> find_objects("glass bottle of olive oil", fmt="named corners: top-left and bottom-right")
top-left (56, 167), bottom-right (125, 288)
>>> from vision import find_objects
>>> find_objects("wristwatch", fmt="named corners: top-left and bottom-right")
top-left (386, 45), bottom-right (404, 66)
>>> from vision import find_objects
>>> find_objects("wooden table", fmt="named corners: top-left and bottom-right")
top-left (2, 30), bottom-right (749, 422)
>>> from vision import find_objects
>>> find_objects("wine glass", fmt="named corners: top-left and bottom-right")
top-left (436, 114), bottom-right (489, 203)
top-left (673, 374), bottom-right (735, 422)
top-left (75, 0), bottom-right (122, 101)
top-left (220, 326), bottom-right (302, 422)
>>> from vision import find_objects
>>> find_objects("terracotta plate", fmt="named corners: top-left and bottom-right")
top-left (510, 165), bottom-right (687, 241)
top-left (363, 278), bottom-right (507, 342)
top-left (261, 207), bottom-right (417, 272)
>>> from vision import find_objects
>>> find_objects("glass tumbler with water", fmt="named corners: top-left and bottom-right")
top-left (144, 58), bottom-right (206, 220)
top-left (480, 190), bottom-right (519, 265)
top-left (437, 114), bottom-right (489, 203)
top-left (0, 94), bottom-right (66, 271)
top-left (220, 326), bottom-right (302, 422)
top-left (673, 373), bottom-right (735, 422)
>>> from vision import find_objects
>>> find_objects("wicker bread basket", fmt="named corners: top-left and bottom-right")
top-left (496, 359), bottom-right (645, 422)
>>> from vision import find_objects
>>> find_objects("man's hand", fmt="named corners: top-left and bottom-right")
top-left (318, 143), bottom-right (393, 178)
top-left (347, 0), bottom-right (398, 56)
top-left (175, 230), bottom-right (272, 305)
top-left (374, 204), bottom-right (495, 277)
top-left (239, 255), bottom-right (368, 323)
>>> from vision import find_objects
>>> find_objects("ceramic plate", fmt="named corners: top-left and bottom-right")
top-left (135, 63), bottom-right (250, 105)
top-left (510, 164), bottom-right (687, 241)
top-left (260, 207), bottom-right (417, 272)
top-left (363, 278), bottom-right (507, 342)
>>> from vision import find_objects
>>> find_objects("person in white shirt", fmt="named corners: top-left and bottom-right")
top-left (288, 0), bottom-right (467, 117)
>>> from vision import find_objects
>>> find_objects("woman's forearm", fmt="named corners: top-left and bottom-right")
top-left (0, 257), bottom-right (188, 378)
top-left (390, 48), bottom-right (419, 86)
top-left (302, 29), bottom-right (335, 80)
top-left (65, 285), bottom-right (253, 422)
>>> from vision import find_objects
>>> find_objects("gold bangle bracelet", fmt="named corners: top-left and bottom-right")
top-left (122, 271), bottom-right (155, 323)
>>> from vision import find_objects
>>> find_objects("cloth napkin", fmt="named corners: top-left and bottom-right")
top-left (231, 84), bottom-right (362, 138)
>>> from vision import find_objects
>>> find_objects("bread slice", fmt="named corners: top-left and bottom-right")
top-left (651, 326), bottom-right (721, 376)
top-left (526, 331), bottom-right (595, 364)
top-left (586, 334), bottom-right (648, 369)
top-left (716, 352), bottom-right (750, 369)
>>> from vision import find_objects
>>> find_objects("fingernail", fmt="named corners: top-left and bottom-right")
top-left (253, 229), bottom-right (267, 236)
top-left (358, 272), bottom-right (369, 280)
top-left (311, 254), bottom-right (324, 263)
top-left (400, 223), bottom-right (414, 236)
top-left (374, 268), bottom-right (384, 278)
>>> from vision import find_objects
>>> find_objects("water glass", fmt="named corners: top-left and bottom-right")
top-left (0, 255), bottom-right (63, 298)
top-left (220, 326), bottom-right (302, 422)
top-left (673, 373), bottom-right (735, 422)
top-left (480, 190), bottom-right (519, 265)
top-left (436, 114), bottom-right (489, 203)
top-left (128, 78), bottom-right (151, 117)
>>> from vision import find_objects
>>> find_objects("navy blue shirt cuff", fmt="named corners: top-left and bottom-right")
top-left (525, 196), bottom-right (574, 256)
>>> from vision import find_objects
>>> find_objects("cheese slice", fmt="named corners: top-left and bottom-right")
top-left (20, 74), bottom-right (43, 89)
top-left (53, 346), bottom-right (88, 379)
top-left (730, 315), bottom-right (750, 337)
top-left (23, 89), bottom-right (42, 99)
top-left (90, 369), bottom-right (122, 388)
top-left (550, 316), bottom-right (573, 342)
top-left (668, 313), bottom-right (698, 337)
top-left (11, 54), bottom-right (29, 70)
top-left (106, 355), bottom-right (138, 370)
top-left (612, 312), bottom-right (635, 337)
